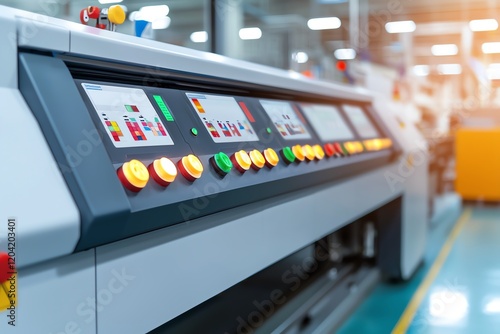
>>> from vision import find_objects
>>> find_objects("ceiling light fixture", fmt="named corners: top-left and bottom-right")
top-left (482, 42), bottom-right (500, 54)
top-left (190, 31), bottom-right (208, 43)
top-left (469, 19), bottom-right (498, 32)
top-left (307, 17), bottom-right (341, 30)
top-left (334, 48), bottom-right (356, 60)
top-left (385, 20), bottom-right (416, 33)
top-left (431, 44), bottom-right (458, 56)
top-left (98, 0), bottom-right (123, 4)
top-left (239, 27), bottom-right (262, 40)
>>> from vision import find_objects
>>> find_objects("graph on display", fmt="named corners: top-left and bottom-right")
top-left (186, 93), bottom-right (259, 143)
top-left (82, 83), bottom-right (174, 148)
top-left (259, 100), bottom-right (311, 140)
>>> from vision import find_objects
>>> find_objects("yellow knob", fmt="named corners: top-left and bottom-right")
top-left (108, 5), bottom-right (126, 24)
top-left (292, 145), bottom-right (305, 162)
top-left (302, 144), bottom-right (315, 161)
top-left (181, 154), bottom-right (203, 180)
top-left (313, 144), bottom-right (325, 160)
top-left (249, 149), bottom-right (265, 169)
top-left (263, 148), bottom-right (279, 167)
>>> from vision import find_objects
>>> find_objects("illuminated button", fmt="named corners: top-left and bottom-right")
top-left (148, 157), bottom-right (177, 187)
top-left (302, 144), bottom-right (315, 161)
top-left (118, 159), bottom-right (149, 192)
top-left (324, 143), bottom-right (335, 157)
top-left (281, 146), bottom-right (296, 164)
top-left (344, 142), bottom-right (357, 155)
top-left (211, 152), bottom-right (233, 177)
top-left (313, 144), bottom-right (325, 160)
top-left (178, 154), bottom-right (204, 181)
top-left (334, 143), bottom-right (348, 156)
top-left (231, 150), bottom-right (252, 173)
top-left (249, 149), bottom-right (266, 170)
top-left (263, 148), bottom-right (279, 168)
top-left (292, 145), bottom-right (305, 162)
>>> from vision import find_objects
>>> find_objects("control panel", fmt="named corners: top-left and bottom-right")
top-left (19, 53), bottom-right (397, 251)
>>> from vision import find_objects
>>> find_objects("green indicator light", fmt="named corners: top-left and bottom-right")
top-left (214, 152), bottom-right (233, 173)
top-left (281, 146), bottom-right (296, 164)
top-left (153, 95), bottom-right (174, 122)
top-left (266, 127), bottom-right (272, 134)
top-left (191, 128), bottom-right (198, 136)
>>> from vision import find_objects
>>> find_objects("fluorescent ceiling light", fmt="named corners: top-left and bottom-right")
top-left (98, 0), bottom-right (123, 4)
top-left (385, 20), bottom-right (416, 33)
top-left (152, 16), bottom-right (171, 30)
top-left (239, 27), bottom-right (262, 40)
top-left (413, 65), bottom-right (430, 76)
top-left (482, 42), bottom-right (500, 54)
top-left (293, 52), bottom-right (309, 63)
top-left (334, 48), bottom-right (356, 60)
top-left (469, 19), bottom-right (498, 32)
top-left (431, 44), bottom-right (458, 56)
top-left (190, 31), bottom-right (208, 43)
top-left (437, 64), bottom-right (462, 75)
top-left (307, 17), bottom-right (341, 30)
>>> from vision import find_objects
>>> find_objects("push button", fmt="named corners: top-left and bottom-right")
top-left (211, 152), bottom-right (233, 176)
top-left (292, 145), bottom-right (305, 162)
top-left (178, 154), bottom-right (204, 181)
top-left (302, 144), bottom-right (315, 161)
top-left (324, 143), bottom-right (336, 157)
top-left (249, 149), bottom-right (265, 170)
top-left (231, 150), bottom-right (252, 173)
top-left (313, 145), bottom-right (325, 160)
top-left (118, 159), bottom-right (149, 192)
top-left (334, 143), bottom-right (347, 156)
top-left (149, 157), bottom-right (177, 187)
top-left (263, 148), bottom-right (279, 168)
top-left (281, 146), bottom-right (296, 164)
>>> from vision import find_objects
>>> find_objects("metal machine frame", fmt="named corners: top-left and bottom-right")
top-left (0, 6), bottom-right (428, 333)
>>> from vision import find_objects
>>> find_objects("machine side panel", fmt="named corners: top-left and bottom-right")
top-left (0, 88), bottom-right (79, 267)
top-left (0, 250), bottom-right (96, 334)
top-left (18, 53), bottom-right (131, 249)
top-left (96, 164), bottom-right (403, 334)
top-left (372, 98), bottom-right (429, 279)
top-left (0, 9), bottom-right (17, 88)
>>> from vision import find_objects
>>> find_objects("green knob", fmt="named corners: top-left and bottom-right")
top-left (281, 146), bottom-right (296, 164)
top-left (214, 152), bottom-right (233, 174)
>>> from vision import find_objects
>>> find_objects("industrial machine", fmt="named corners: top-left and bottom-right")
top-left (0, 6), bottom-right (428, 333)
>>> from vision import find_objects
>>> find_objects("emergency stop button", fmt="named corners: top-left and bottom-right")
top-left (231, 150), bottom-right (252, 173)
top-left (178, 154), bottom-right (204, 181)
top-left (263, 148), bottom-right (279, 168)
top-left (118, 159), bottom-right (149, 192)
top-left (149, 157), bottom-right (177, 187)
